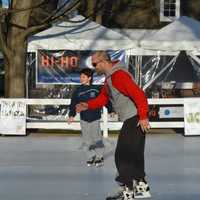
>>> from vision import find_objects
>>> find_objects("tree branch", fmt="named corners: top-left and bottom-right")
top-left (22, 0), bottom-right (82, 38)
top-left (67, 0), bottom-right (107, 23)
top-left (4, 0), bottom-right (107, 41)
top-left (40, 0), bottom-right (82, 24)
top-left (22, 23), bottom-right (51, 39)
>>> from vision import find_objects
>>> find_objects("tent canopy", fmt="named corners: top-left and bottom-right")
top-left (140, 16), bottom-right (200, 52)
top-left (114, 29), bottom-right (170, 56)
top-left (28, 15), bottom-right (135, 52)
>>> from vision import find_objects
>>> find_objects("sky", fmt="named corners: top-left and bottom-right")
top-left (2, 0), bottom-right (9, 8)
top-left (1, 0), bottom-right (70, 8)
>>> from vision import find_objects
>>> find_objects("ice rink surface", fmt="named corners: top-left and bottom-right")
top-left (0, 132), bottom-right (199, 200)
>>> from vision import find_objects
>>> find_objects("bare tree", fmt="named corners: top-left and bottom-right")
top-left (79, 0), bottom-right (159, 28)
top-left (0, 0), bottom-right (171, 98)
top-left (0, 0), bottom-right (81, 97)
top-left (111, 0), bottom-right (159, 28)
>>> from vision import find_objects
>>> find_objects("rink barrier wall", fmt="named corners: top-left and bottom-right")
top-left (0, 98), bottom-right (191, 137)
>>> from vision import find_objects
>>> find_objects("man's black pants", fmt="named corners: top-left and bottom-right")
top-left (115, 115), bottom-right (146, 188)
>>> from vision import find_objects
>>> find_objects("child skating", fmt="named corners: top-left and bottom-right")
top-left (68, 68), bottom-right (112, 167)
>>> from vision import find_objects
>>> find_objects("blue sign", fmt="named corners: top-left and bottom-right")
top-left (37, 50), bottom-right (126, 84)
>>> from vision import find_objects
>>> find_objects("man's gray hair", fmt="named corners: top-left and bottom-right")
top-left (93, 51), bottom-right (111, 61)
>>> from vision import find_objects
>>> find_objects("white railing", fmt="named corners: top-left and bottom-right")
top-left (0, 98), bottom-right (187, 137)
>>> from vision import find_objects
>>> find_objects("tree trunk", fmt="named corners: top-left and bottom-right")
top-left (2, 0), bottom-right (77, 97)
top-left (95, 0), bottom-right (102, 24)
top-left (86, 0), bottom-right (95, 21)
top-left (5, 0), bottom-right (33, 97)
top-left (5, 39), bottom-right (27, 98)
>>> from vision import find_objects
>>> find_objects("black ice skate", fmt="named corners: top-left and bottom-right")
top-left (94, 157), bottom-right (104, 167)
top-left (86, 156), bottom-right (96, 166)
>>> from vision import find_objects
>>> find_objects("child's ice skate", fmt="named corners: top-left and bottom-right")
top-left (94, 156), bottom-right (104, 167)
top-left (86, 156), bottom-right (96, 166)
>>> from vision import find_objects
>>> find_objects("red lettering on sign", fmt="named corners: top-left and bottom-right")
top-left (60, 56), bottom-right (78, 68)
top-left (41, 54), bottom-right (79, 68)
top-left (60, 56), bottom-right (69, 68)
top-left (41, 55), bottom-right (50, 66)
top-left (70, 56), bottom-right (78, 68)
top-left (51, 56), bottom-right (55, 65)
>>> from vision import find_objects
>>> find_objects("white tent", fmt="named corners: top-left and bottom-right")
top-left (114, 29), bottom-right (179, 55)
top-left (28, 15), bottom-right (135, 52)
top-left (140, 16), bottom-right (200, 52)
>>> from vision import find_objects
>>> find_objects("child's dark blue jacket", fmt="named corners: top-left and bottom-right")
top-left (69, 85), bottom-right (112, 122)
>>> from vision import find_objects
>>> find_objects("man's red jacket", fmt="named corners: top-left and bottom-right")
top-left (87, 70), bottom-right (149, 120)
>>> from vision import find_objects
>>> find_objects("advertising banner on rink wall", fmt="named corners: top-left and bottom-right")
top-left (184, 99), bottom-right (200, 136)
top-left (36, 50), bottom-right (126, 84)
top-left (159, 106), bottom-right (184, 119)
top-left (0, 100), bottom-right (26, 135)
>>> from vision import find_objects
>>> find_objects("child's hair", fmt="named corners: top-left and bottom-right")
top-left (80, 68), bottom-right (94, 85)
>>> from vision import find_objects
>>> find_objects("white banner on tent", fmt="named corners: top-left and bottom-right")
top-left (0, 100), bottom-right (26, 135)
top-left (184, 99), bottom-right (200, 136)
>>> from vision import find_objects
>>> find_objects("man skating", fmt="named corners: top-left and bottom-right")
top-left (76, 51), bottom-right (151, 200)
